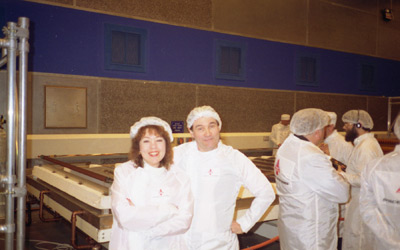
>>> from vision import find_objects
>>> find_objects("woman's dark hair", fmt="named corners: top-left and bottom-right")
top-left (129, 125), bottom-right (173, 170)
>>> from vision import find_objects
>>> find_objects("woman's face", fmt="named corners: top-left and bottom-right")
top-left (139, 129), bottom-right (166, 167)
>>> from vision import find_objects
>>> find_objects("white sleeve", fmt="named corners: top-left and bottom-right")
top-left (270, 125), bottom-right (279, 145)
top-left (236, 154), bottom-right (276, 233)
top-left (341, 142), bottom-right (383, 188)
top-left (360, 159), bottom-right (400, 248)
top-left (148, 172), bottom-right (194, 238)
top-left (302, 153), bottom-right (349, 203)
top-left (111, 166), bottom-right (178, 231)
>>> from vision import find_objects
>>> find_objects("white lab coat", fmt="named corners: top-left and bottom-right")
top-left (174, 141), bottom-right (275, 250)
top-left (324, 129), bottom-right (353, 165)
top-left (275, 134), bottom-right (349, 250)
top-left (109, 161), bottom-right (194, 250)
top-left (270, 123), bottom-right (290, 155)
top-left (359, 144), bottom-right (400, 250)
top-left (340, 133), bottom-right (383, 250)
top-left (324, 129), bottom-right (353, 237)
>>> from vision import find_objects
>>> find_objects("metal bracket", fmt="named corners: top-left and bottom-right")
top-left (0, 174), bottom-right (16, 184)
top-left (12, 186), bottom-right (27, 197)
top-left (0, 223), bottom-right (15, 233)
top-left (16, 27), bottom-right (29, 39)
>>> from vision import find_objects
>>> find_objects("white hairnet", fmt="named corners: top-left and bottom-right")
top-left (281, 114), bottom-right (290, 121)
top-left (130, 116), bottom-right (173, 142)
top-left (290, 108), bottom-right (330, 135)
top-left (342, 109), bottom-right (374, 129)
top-left (394, 114), bottom-right (400, 139)
top-left (326, 112), bottom-right (337, 126)
top-left (187, 105), bottom-right (222, 130)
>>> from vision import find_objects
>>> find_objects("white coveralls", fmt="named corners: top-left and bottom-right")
top-left (324, 129), bottom-right (353, 237)
top-left (173, 141), bottom-right (275, 250)
top-left (341, 133), bottom-right (383, 250)
top-left (109, 161), bottom-right (194, 250)
top-left (359, 144), bottom-right (400, 250)
top-left (270, 123), bottom-right (290, 155)
top-left (324, 129), bottom-right (353, 164)
top-left (275, 134), bottom-right (350, 250)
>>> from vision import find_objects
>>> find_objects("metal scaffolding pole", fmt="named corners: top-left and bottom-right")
top-left (16, 17), bottom-right (29, 250)
top-left (4, 20), bottom-right (17, 250)
top-left (0, 17), bottom-right (30, 250)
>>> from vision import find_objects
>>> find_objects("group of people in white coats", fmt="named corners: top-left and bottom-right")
top-left (275, 108), bottom-right (400, 250)
top-left (109, 106), bottom-right (276, 250)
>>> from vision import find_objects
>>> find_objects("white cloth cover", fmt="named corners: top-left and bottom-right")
top-left (270, 122), bottom-right (290, 155)
top-left (109, 161), bottom-right (194, 250)
top-left (173, 141), bottom-right (275, 250)
top-left (324, 130), bottom-right (353, 165)
top-left (324, 129), bottom-right (353, 238)
top-left (340, 133), bottom-right (383, 250)
top-left (275, 134), bottom-right (349, 250)
top-left (359, 144), bottom-right (400, 250)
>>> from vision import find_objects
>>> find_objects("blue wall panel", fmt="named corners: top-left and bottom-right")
top-left (3, 1), bottom-right (400, 96)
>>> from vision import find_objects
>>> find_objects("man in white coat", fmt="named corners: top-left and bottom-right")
top-left (174, 105), bottom-right (276, 250)
top-left (340, 109), bottom-right (383, 250)
top-left (323, 111), bottom-right (354, 247)
top-left (323, 111), bottom-right (353, 164)
top-left (359, 114), bottom-right (400, 250)
top-left (275, 108), bottom-right (350, 250)
top-left (270, 114), bottom-right (291, 155)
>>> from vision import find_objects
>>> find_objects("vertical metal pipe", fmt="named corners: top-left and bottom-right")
top-left (5, 21), bottom-right (17, 250)
top-left (388, 97), bottom-right (391, 135)
top-left (16, 17), bottom-right (29, 250)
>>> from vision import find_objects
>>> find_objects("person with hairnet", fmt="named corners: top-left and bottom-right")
top-left (323, 112), bottom-right (353, 164)
top-left (270, 114), bottom-right (291, 156)
top-left (109, 117), bottom-right (194, 250)
top-left (340, 109), bottom-right (383, 250)
top-left (275, 108), bottom-right (349, 250)
top-left (359, 114), bottom-right (400, 250)
top-left (321, 111), bottom-right (354, 248)
top-left (173, 106), bottom-right (275, 250)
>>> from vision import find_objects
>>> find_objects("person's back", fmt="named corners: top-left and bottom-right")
top-left (275, 109), bottom-right (349, 250)
top-left (276, 134), bottom-right (349, 250)
top-left (359, 115), bottom-right (400, 250)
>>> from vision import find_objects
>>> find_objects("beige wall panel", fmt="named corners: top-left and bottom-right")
top-left (295, 92), bottom-right (368, 130)
top-left (196, 86), bottom-right (295, 132)
top-left (99, 80), bottom-right (196, 133)
top-left (367, 96), bottom-right (388, 131)
top-left (75, 0), bottom-right (212, 29)
top-left (30, 73), bottom-right (99, 134)
top-left (212, 0), bottom-right (307, 44)
top-left (308, 0), bottom-right (377, 55)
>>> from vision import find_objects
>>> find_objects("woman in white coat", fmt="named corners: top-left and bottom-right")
top-left (109, 117), bottom-right (194, 250)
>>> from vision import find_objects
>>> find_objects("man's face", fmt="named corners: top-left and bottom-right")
top-left (325, 124), bottom-right (335, 137)
top-left (343, 122), bottom-right (358, 143)
top-left (190, 116), bottom-right (220, 152)
top-left (281, 120), bottom-right (290, 126)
